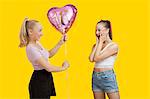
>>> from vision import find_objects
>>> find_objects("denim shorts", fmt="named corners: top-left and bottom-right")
top-left (92, 69), bottom-right (119, 93)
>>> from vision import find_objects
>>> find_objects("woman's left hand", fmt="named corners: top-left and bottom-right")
top-left (59, 34), bottom-right (68, 45)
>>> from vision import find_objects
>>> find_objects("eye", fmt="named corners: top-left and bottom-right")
top-left (98, 29), bottom-right (101, 32)
top-left (39, 29), bottom-right (42, 32)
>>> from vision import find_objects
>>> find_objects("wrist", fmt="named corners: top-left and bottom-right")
top-left (58, 40), bottom-right (63, 46)
top-left (96, 42), bottom-right (99, 45)
top-left (99, 41), bottom-right (103, 45)
top-left (96, 41), bottom-right (99, 45)
top-left (61, 67), bottom-right (66, 71)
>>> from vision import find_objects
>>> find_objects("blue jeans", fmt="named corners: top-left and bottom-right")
top-left (92, 69), bottom-right (119, 93)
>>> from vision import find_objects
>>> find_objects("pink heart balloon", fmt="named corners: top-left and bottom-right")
top-left (47, 4), bottom-right (77, 34)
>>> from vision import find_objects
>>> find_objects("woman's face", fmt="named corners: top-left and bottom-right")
top-left (96, 23), bottom-right (109, 39)
top-left (29, 22), bottom-right (43, 41)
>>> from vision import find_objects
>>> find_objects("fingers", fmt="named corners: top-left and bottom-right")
top-left (64, 60), bottom-right (70, 66)
top-left (100, 33), bottom-right (107, 39)
top-left (62, 60), bottom-right (70, 70)
top-left (62, 34), bottom-right (68, 41)
top-left (99, 33), bottom-right (107, 43)
top-left (63, 60), bottom-right (69, 65)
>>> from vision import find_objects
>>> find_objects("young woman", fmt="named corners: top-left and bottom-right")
top-left (89, 20), bottom-right (120, 99)
top-left (19, 18), bottom-right (70, 99)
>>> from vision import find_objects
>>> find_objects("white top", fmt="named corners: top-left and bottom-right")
top-left (26, 42), bottom-right (49, 70)
top-left (94, 42), bottom-right (118, 68)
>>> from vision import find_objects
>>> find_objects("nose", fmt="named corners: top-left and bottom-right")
top-left (96, 31), bottom-right (100, 35)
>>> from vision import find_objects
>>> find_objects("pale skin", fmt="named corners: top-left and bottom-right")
top-left (89, 23), bottom-right (120, 99)
top-left (27, 22), bottom-right (70, 72)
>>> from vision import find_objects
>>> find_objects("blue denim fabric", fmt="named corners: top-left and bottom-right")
top-left (92, 69), bottom-right (119, 93)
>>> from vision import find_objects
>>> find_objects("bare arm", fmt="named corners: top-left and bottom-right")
top-left (89, 37), bottom-right (99, 62)
top-left (94, 41), bottom-right (103, 59)
top-left (48, 40), bottom-right (62, 58)
top-left (93, 43), bottom-right (118, 62)
top-left (48, 35), bottom-right (67, 58)
top-left (89, 44), bottom-right (98, 62)
top-left (35, 57), bottom-right (69, 72)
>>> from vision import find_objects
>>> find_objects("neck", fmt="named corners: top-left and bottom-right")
top-left (104, 34), bottom-right (112, 44)
top-left (29, 38), bottom-right (37, 44)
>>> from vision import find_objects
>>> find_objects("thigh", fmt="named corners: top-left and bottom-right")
top-left (107, 92), bottom-right (120, 99)
top-left (93, 91), bottom-right (106, 99)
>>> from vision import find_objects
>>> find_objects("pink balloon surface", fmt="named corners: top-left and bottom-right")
top-left (47, 4), bottom-right (77, 34)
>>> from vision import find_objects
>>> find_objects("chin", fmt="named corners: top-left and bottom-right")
top-left (38, 37), bottom-right (41, 40)
top-left (36, 39), bottom-right (40, 41)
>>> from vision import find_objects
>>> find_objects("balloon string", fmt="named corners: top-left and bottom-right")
top-left (64, 42), bottom-right (67, 58)
top-left (64, 42), bottom-right (70, 99)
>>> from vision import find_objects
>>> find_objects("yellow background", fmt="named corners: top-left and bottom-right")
top-left (0, 0), bottom-right (150, 99)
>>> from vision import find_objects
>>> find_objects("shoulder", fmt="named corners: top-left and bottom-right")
top-left (108, 42), bottom-right (119, 51)
top-left (26, 44), bottom-right (38, 53)
top-left (111, 42), bottom-right (119, 48)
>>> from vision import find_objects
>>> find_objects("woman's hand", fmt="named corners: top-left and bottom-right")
top-left (99, 33), bottom-right (107, 44)
top-left (58, 34), bottom-right (68, 45)
top-left (96, 36), bottom-right (99, 45)
top-left (62, 60), bottom-right (70, 70)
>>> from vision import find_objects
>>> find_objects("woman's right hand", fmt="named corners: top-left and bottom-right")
top-left (62, 60), bottom-right (70, 70)
top-left (59, 34), bottom-right (68, 45)
top-left (96, 36), bottom-right (99, 45)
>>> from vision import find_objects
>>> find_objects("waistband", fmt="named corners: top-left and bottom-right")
top-left (33, 69), bottom-right (51, 74)
top-left (34, 69), bottom-right (46, 71)
top-left (93, 69), bottom-right (114, 75)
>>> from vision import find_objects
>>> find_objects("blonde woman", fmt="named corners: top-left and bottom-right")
top-left (19, 18), bottom-right (70, 99)
top-left (89, 20), bottom-right (120, 99)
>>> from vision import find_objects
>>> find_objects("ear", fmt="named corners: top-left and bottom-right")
top-left (106, 28), bottom-right (109, 33)
top-left (28, 29), bottom-right (33, 35)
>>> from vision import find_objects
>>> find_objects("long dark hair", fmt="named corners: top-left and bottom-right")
top-left (97, 20), bottom-right (112, 40)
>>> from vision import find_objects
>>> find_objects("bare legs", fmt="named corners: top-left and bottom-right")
top-left (107, 92), bottom-right (120, 99)
top-left (93, 91), bottom-right (120, 99)
top-left (93, 91), bottom-right (105, 99)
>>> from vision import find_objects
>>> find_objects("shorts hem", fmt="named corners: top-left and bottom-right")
top-left (92, 89), bottom-right (103, 92)
top-left (105, 89), bottom-right (119, 93)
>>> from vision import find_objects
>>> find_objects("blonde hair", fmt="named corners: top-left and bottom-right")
top-left (19, 18), bottom-right (39, 48)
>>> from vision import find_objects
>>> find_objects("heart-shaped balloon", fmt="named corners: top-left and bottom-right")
top-left (47, 4), bottom-right (77, 34)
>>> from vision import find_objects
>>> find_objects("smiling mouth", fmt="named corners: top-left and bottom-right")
top-left (96, 34), bottom-right (100, 39)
